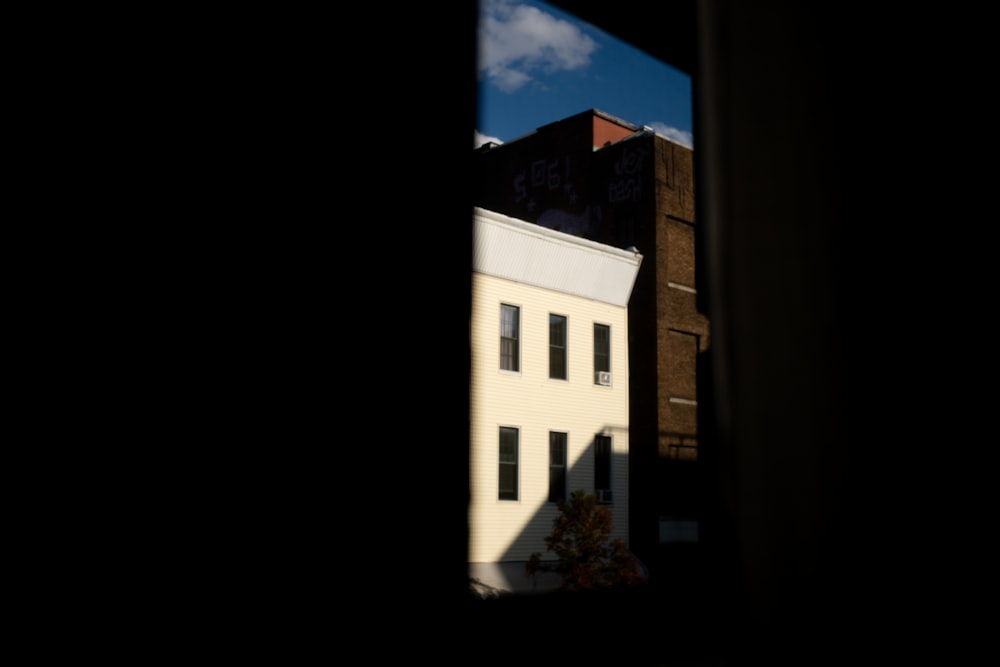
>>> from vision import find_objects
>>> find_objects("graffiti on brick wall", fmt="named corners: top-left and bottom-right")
top-left (536, 203), bottom-right (602, 237)
top-left (509, 154), bottom-right (605, 238)
top-left (512, 156), bottom-right (577, 212)
top-left (607, 142), bottom-right (651, 203)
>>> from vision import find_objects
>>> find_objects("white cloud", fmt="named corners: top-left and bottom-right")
top-left (648, 122), bottom-right (694, 150)
top-left (474, 130), bottom-right (504, 149)
top-left (479, 0), bottom-right (599, 93)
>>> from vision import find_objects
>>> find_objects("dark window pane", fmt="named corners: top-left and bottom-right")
top-left (549, 314), bottom-right (567, 379)
top-left (594, 323), bottom-right (610, 378)
top-left (550, 467), bottom-right (566, 503)
top-left (499, 465), bottom-right (517, 500)
top-left (595, 435), bottom-right (611, 498)
top-left (549, 431), bottom-right (567, 503)
top-left (549, 315), bottom-right (565, 343)
top-left (550, 348), bottom-right (566, 379)
top-left (499, 427), bottom-right (519, 500)
top-left (501, 339), bottom-right (519, 371)
top-left (499, 441), bottom-right (516, 463)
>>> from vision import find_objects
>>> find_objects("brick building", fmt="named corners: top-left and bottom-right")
top-left (473, 109), bottom-right (709, 569)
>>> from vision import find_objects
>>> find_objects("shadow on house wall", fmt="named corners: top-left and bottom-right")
top-left (469, 434), bottom-right (633, 597)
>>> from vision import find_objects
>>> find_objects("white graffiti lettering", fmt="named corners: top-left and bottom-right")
top-left (608, 178), bottom-right (641, 203)
top-left (607, 143), bottom-right (650, 203)
top-left (513, 172), bottom-right (527, 203)
top-left (512, 156), bottom-right (576, 204)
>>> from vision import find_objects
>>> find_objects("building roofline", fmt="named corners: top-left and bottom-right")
top-left (536, 108), bottom-right (641, 134)
top-left (472, 207), bottom-right (643, 307)
top-left (473, 206), bottom-right (641, 262)
top-left (477, 109), bottom-right (644, 152)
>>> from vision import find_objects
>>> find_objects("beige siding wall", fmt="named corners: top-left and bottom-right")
top-left (470, 272), bottom-right (631, 563)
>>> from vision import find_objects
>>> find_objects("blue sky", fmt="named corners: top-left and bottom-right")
top-left (476, 0), bottom-right (693, 149)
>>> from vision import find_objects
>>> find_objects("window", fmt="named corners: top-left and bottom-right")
top-left (549, 431), bottom-right (567, 503)
top-left (500, 304), bottom-right (520, 372)
top-left (499, 426), bottom-right (519, 501)
top-left (595, 435), bottom-right (612, 504)
top-left (549, 314), bottom-right (567, 379)
top-left (594, 323), bottom-right (610, 384)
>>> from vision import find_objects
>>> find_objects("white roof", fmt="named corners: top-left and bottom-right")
top-left (472, 207), bottom-right (642, 307)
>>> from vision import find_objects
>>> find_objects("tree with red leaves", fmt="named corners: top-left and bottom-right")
top-left (526, 489), bottom-right (647, 591)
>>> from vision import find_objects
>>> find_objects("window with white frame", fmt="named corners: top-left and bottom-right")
top-left (500, 304), bottom-right (520, 372)
top-left (498, 426), bottom-right (519, 501)
top-left (594, 323), bottom-right (610, 385)
top-left (549, 314), bottom-right (567, 380)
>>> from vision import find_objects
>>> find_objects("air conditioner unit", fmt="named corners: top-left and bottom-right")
top-left (597, 489), bottom-right (613, 504)
top-left (596, 371), bottom-right (611, 386)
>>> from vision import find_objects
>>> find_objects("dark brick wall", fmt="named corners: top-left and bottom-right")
top-left (652, 135), bottom-right (709, 479)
